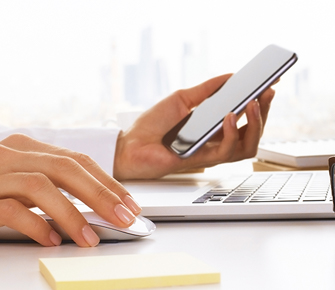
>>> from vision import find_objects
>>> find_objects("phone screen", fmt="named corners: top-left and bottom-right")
top-left (162, 44), bottom-right (298, 158)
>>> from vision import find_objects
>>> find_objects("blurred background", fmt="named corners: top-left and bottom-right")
top-left (0, 0), bottom-right (334, 141)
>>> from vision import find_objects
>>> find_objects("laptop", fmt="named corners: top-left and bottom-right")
top-left (1, 165), bottom-right (333, 244)
top-left (122, 166), bottom-right (335, 221)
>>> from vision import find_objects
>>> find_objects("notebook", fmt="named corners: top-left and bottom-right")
top-left (256, 139), bottom-right (335, 168)
top-left (122, 169), bottom-right (335, 221)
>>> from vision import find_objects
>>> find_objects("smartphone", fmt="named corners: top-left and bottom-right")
top-left (162, 44), bottom-right (298, 158)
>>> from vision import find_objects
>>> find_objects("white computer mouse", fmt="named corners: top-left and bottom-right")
top-left (0, 207), bottom-right (156, 243)
top-left (43, 211), bottom-right (156, 242)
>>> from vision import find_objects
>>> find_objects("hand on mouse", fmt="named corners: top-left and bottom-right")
top-left (0, 134), bottom-right (142, 247)
top-left (113, 73), bottom-right (276, 180)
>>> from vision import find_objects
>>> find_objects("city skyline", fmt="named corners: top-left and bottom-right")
top-left (0, 0), bottom-right (335, 141)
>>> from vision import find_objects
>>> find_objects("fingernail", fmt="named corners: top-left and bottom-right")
top-left (124, 195), bottom-right (142, 215)
top-left (49, 230), bottom-right (62, 246)
top-left (253, 102), bottom-right (260, 120)
top-left (114, 204), bottom-right (136, 225)
top-left (82, 225), bottom-right (100, 247)
top-left (230, 113), bottom-right (237, 128)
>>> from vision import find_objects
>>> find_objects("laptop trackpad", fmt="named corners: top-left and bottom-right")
top-left (122, 179), bottom-right (212, 206)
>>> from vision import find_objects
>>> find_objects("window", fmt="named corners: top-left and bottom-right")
top-left (0, 0), bottom-right (334, 141)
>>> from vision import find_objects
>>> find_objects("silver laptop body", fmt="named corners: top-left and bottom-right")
top-left (123, 170), bottom-right (334, 221)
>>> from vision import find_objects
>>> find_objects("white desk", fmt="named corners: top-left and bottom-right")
top-left (1, 161), bottom-right (335, 290)
top-left (2, 219), bottom-right (335, 290)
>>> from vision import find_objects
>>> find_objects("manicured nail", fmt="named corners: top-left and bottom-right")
top-left (49, 230), bottom-right (62, 246)
top-left (230, 113), bottom-right (237, 128)
top-left (124, 195), bottom-right (142, 215)
top-left (253, 102), bottom-right (260, 120)
top-left (82, 225), bottom-right (100, 247)
top-left (114, 204), bottom-right (136, 225)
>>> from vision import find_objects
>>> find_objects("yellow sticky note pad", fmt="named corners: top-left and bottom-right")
top-left (39, 252), bottom-right (220, 290)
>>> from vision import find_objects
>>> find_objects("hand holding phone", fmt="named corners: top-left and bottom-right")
top-left (162, 44), bottom-right (298, 158)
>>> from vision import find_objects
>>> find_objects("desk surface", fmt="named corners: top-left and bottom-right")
top-left (2, 219), bottom-right (335, 290)
top-left (1, 161), bottom-right (335, 290)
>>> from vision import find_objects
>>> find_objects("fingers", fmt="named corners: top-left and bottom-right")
top-left (68, 152), bottom-right (142, 216)
top-left (218, 100), bottom-right (263, 162)
top-left (8, 150), bottom-right (138, 228)
top-left (1, 134), bottom-right (142, 216)
top-left (136, 74), bottom-right (234, 138)
top-left (185, 98), bottom-right (268, 168)
top-left (237, 101), bottom-right (263, 158)
top-left (257, 87), bottom-right (275, 130)
top-left (178, 74), bottom-right (232, 110)
top-left (217, 93), bottom-right (272, 162)
top-left (0, 198), bottom-right (61, 247)
top-left (0, 141), bottom-right (141, 247)
top-left (216, 113), bottom-right (240, 160)
top-left (0, 172), bottom-right (100, 247)
top-left (216, 86), bottom-right (275, 160)
top-left (183, 113), bottom-right (240, 169)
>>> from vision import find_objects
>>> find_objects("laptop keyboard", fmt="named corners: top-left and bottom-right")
top-left (193, 172), bottom-right (331, 204)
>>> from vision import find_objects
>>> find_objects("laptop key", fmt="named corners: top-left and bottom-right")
top-left (192, 197), bottom-right (209, 204)
top-left (249, 198), bottom-right (275, 202)
top-left (223, 196), bottom-right (249, 203)
top-left (207, 190), bottom-right (231, 196)
top-left (212, 193), bottom-right (230, 197)
top-left (209, 196), bottom-right (223, 202)
top-left (193, 171), bottom-right (331, 205)
top-left (277, 196), bottom-right (300, 201)
top-left (273, 198), bottom-right (300, 202)
top-left (302, 197), bottom-right (326, 201)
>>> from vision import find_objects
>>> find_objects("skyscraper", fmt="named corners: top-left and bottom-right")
top-left (124, 26), bottom-right (169, 108)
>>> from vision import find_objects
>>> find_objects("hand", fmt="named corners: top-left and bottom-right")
top-left (0, 134), bottom-right (142, 247)
top-left (114, 74), bottom-right (275, 180)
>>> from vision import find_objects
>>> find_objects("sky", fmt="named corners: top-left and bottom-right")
top-left (0, 0), bottom-right (334, 129)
